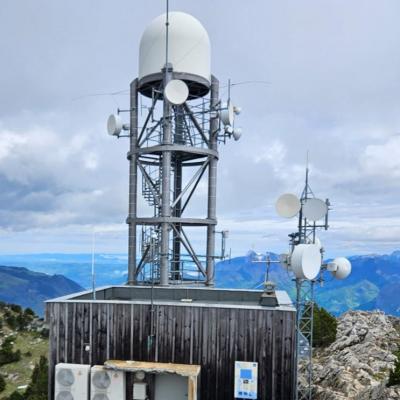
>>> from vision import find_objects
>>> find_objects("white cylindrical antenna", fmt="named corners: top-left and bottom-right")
top-left (328, 257), bottom-right (352, 280)
top-left (107, 114), bottom-right (123, 136)
top-left (290, 244), bottom-right (321, 280)
top-left (221, 101), bottom-right (234, 126)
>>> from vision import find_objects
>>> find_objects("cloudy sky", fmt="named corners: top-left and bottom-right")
top-left (0, 0), bottom-right (399, 257)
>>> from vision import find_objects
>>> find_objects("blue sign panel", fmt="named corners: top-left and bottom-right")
top-left (234, 361), bottom-right (258, 399)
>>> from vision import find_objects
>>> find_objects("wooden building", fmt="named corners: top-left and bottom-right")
top-left (46, 286), bottom-right (296, 399)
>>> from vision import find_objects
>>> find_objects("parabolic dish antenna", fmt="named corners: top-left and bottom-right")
top-left (220, 101), bottom-right (234, 126)
top-left (291, 244), bottom-right (321, 280)
top-left (302, 198), bottom-right (328, 221)
top-left (330, 257), bottom-right (351, 280)
top-left (276, 193), bottom-right (301, 218)
top-left (107, 114), bottom-right (123, 136)
top-left (164, 79), bottom-right (189, 105)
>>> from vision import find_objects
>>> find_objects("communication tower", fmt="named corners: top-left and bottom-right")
top-left (107, 11), bottom-right (241, 286)
top-left (275, 166), bottom-right (351, 400)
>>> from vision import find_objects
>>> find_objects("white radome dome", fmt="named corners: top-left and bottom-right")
top-left (138, 12), bottom-right (211, 97)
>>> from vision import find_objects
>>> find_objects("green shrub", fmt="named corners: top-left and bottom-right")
top-left (0, 374), bottom-right (6, 392)
top-left (313, 304), bottom-right (337, 347)
top-left (16, 312), bottom-right (34, 331)
top-left (4, 312), bottom-right (18, 330)
top-left (388, 349), bottom-right (400, 387)
top-left (301, 303), bottom-right (338, 348)
top-left (24, 356), bottom-right (48, 400)
top-left (40, 328), bottom-right (49, 339)
top-left (7, 391), bottom-right (24, 400)
top-left (2, 305), bottom-right (35, 331)
top-left (0, 336), bottom-right (21, 366)
top-left (24, 308), bottom-right (35, 317)
top-left (8, 304), bottom-right (22, 314)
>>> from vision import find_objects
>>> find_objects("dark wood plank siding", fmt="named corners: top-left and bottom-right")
top-left (47, 302), bottom-right (295, 400)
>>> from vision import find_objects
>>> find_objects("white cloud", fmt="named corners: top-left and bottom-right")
top-left (360, 135), bottom-right (400, 178)
top-left (0, 125), bottom-right (127, 231)
top-left (254, 140), bottom-right (286, 166)
top-left (0, 131), bottom-right (27, 160)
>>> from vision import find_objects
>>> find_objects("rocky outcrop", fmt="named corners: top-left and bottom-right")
top-left (313, 311), bottom-right (400, 400)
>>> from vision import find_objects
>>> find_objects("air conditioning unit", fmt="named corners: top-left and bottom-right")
top-left (90, 365), bottom-right (126, 400)
top-left (55, 363), bottom-right (90, 400)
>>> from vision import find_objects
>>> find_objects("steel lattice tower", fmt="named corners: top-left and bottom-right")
top-left (291, 166), bottom-right (330, 400)
top-left (106, 12), bottom-right (240, 287)
top-left (126, 75), bottom-right (222, 286)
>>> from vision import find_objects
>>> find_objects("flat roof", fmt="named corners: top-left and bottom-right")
top-left (47, 285), bottom-right (295, 312)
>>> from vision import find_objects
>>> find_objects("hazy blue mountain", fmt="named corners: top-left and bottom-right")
top-left (0, 265), bottom-right (84, 316)
top-left (0, 253), bottom-right (128, 289)
top-left (0, 250), bottom-right (399, 316)
top-left (215, 250), bottom-right (400, 316)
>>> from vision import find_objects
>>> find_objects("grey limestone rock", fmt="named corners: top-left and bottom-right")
top-left (312, 311), bottom-right (400, 399)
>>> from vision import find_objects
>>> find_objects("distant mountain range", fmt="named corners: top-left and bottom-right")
top-left (0, 253), bottom-right (128, 288)
top-left (0, 265), bottom-right (83, 315)
top-left (0, 250), bottom-right (398, 316)
top-left (215, 251), bottom-right (400, 316)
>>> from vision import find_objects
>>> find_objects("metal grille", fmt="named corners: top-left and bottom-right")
top-left (92, 370), bottom-right (111, 389)
top-left (56, 369), bottom-right (75, 386)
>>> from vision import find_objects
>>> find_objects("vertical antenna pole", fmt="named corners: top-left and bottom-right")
top-left (206, 75), bottom-right (219, 286)
top-left (299, 153), bottom-right (311, 244)
top-left (160, 79), bottom-right (172, 285)
top-left (127, 79), bottom-right (139, 284)
top-left (159, 5), bottom-right (172, 285)
top-left (165, 0), bottom-right (170, 66)
top-left (305, 153), bottom-right (309, 199)
top-left (91, 229), bottom-right (96, 300)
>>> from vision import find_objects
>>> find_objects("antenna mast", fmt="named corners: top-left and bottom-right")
top-left (165, 0), bottom-right (169, 66)
top-left (293, 165), bottom-right (319, 400)
top-left (275, 158), bottom-right (348, 400)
